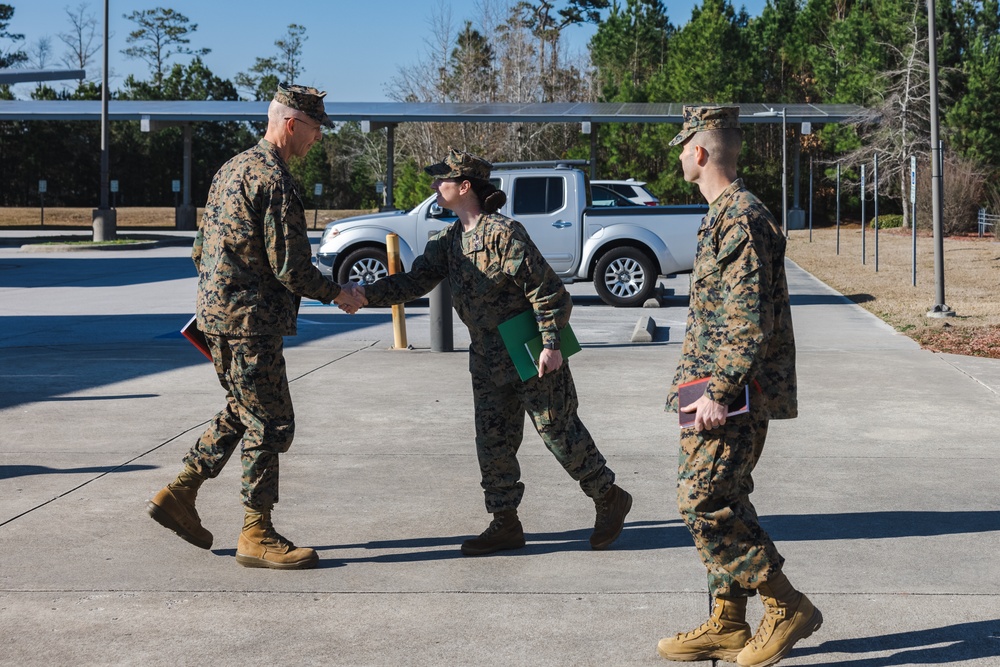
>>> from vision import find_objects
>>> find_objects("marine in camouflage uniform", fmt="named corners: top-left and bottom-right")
top-left (665, 175), bottom-right (796, 594)
top-left (148, 83), bottom-right (352, 570)
top-left (658, 107), bottom-right (821, 666)
top-left (363, 148), bottom-right (632, 554)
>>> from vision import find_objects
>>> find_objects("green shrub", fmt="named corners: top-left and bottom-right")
top-left (870, 214), bottom-right (904, 229)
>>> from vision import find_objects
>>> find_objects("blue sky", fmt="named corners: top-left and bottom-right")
top-left (8, 0), bottom-right (768, 101)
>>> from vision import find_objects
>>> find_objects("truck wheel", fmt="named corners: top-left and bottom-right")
top-left (337, 247), bottom-right (389, 286)
top-left (594, 247), bottom-right (658, 307)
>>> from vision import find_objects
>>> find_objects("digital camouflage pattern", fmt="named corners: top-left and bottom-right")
top-left (364, 212), bottom-right (615, 510)
top-left (667, 178), bottom-right (796, 597)
top-left (184, 334), bottom-right (294, 511)
top-left (423, 146), bottom-right (493, 181)
top-left (677, 414), bottom-right (784, 597)
top-left (472, 359), bottom-right (613, 512)
top-left (187, 137), bottom-right (339, 510)
top-left (669, 105), bottom-right (742, 146)
top-left (365, 212), bottom-right (569, 386)
top-left (273, 82), bottom-right (334, 128)
top-left (193, 138), bottom-right (341, 336)
top-left (666, 179), bottom-right (797, 419)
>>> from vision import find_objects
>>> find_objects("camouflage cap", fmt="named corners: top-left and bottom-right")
top-left (274, 82), bottom-right (334, 128)
top-left (424, 147), bottom-right (492, 181)
top-left (668, 105), bottom-right (741, 146)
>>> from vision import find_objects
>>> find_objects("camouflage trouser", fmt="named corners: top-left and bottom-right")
top-left (471, 362), bottom-right (615, 513)
top-left (677, 415), bottom-right (784, 597)
top-left (183, 334), bottom-right (295, 512)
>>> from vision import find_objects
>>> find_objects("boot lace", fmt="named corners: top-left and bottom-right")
top-left (746, 602), bottom-right (784, 649)
top-left (677, 616), bottom-right (719, 640)
top-left (252, 516), bottom-right (294, 549)
top-left (594, 490), bottom-right (617, 527)
top-left (479, 515), bottom-right (508, 538)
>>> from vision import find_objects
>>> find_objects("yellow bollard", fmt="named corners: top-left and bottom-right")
top-left (385, 233), bottom-right (408, 350)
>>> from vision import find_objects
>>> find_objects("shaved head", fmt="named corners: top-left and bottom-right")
top-left (690, 128), bottom-right (743, 169)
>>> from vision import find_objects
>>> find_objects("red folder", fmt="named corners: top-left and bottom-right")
top-left (181, 315), bottom-right (212, 361)
top-left (677, 376), bottom-right (750, 428)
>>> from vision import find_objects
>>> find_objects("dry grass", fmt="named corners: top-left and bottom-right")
top-left (0, 207), bottom-right (375, 230)
top-left (786, 224), bottom-right (1000, 357)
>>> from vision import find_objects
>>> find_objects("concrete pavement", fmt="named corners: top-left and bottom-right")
top-left (1, 236), bottom-right (998, 666)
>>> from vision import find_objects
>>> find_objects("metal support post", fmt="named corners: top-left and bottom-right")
top-left (874, 153), bottom-right (879, 272)
top-left (808, 155), bottom-right (813, 242)
top-left (385, 124), bottom-right (397, 211)
top-left (781, 109), bottom-right (787, 237)
top-left (911, 156), bottom-right (917, 286)
top-left (927, 0), bottom-right (954, 317)
top-left (836, 162), bottom-right (841, 255)
top-left (861, 164), bottom-right (866, 265)
top-left (92, 0), bottom-right (116, 241)
top-left (175, 123), bottom-right (197, 229)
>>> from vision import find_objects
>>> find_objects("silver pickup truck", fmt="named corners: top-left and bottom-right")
top-left (315, 163), bottom-right (706, 307)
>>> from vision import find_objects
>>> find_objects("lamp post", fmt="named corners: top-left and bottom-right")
top-left (92, 0), bottom-right (116, 241)
top-left (926, 0), bottom-right (954, 317)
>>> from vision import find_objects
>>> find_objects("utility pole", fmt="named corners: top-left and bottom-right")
top-left (926, 0), bottom-right (954, 318)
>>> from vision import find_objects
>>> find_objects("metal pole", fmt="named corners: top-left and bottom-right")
top-left (874, 152), bottom-right (879, 272)
top-left (911, 156), bottom-right (917, 287)
top-left (384, 124), bottom-right (396, 211)
top-left (99, 0), bottom-right (109, 211)
top-left (590, 123), bottom-right (598, 181)
top-left (836, 162), bottom-right (841, 255)
top-left (428, 231), bottom-right (454, 354)
top-left (92, 0), bottom-right (116, 241)
top-left (781, 108), bottom-right (787, 237)
top-left (861, 164), bottom-right (866, 265)
top-left (40, 192), bottom-right (44, 226)
top-left (927, 0), bottom-right (954, 317)
top-left (808, 155), bottom-right (813, 242)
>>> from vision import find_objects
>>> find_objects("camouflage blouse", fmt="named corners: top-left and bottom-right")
top-left (667, 179), bottom-right (797, 420)
top-left (364, 211), bottom-right (571, 386)
top-left (192, 139), bottom-right (341, 336)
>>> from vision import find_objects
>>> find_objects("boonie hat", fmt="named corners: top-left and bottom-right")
top-left (274, 82), bottom-right (334, 128)
top-left (424, 147), bottom-right (492, 181)
top-left (668, 105), bottom-right (741, 146)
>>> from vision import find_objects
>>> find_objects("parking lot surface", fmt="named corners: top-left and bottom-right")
top-left (1, 234), bottom-right (998, 666)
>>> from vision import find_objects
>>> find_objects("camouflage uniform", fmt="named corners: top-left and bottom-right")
top-left (186, 84), bottom-right (341, 511)
top-left (364, 154), bottom-right (615, 512)
top-left (666, 107), bottom-right (797, 598)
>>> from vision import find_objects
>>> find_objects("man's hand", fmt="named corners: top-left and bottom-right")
top-left (679, 395), bottom-right (728, 432)
top-left (538, 348), bottom-right (563, 377)
top-left (334, 282), bottom-right (367, 314)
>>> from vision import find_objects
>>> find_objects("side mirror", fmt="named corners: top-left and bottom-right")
top-left (429, 203), bottom-right (444, 217)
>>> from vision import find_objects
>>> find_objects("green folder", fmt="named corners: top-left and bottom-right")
top-left (497, 310), bottom-right (581, 382)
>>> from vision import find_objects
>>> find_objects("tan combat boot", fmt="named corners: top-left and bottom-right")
top-left (460, 510), bottom-right (525, 556)
top-left (146, 466), bottom-right (213, 549)
top-left (235, 510), bottom-right (319, 570)
top-left (736, 572), bottom-right (823, 667)
top-left (657, 596), bottom-right (751, 662)
top-left (590, 484), bottom-right (633, 550)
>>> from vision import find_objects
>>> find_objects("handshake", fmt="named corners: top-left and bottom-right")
top-left (333, 282), bottom-right (367, 314)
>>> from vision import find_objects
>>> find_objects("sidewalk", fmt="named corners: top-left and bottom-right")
top-left (1, 242), bottom-right (998, 666)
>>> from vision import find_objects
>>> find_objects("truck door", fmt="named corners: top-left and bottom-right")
top-left (507, 175), bottom-right (577, 275)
